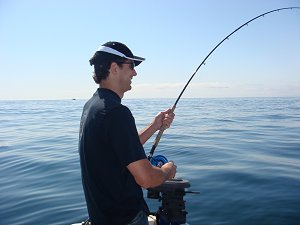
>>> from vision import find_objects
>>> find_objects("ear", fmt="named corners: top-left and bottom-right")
top-left (109, 62), bottom-right (119, 75)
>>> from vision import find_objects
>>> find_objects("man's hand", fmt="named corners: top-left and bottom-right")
top-left (153, 108), bottom-right (175, 131)
top-left (139, 107), bottom-right (175, 145)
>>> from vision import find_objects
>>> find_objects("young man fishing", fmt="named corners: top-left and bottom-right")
top-left (79, 41), bottom-right (177, 225)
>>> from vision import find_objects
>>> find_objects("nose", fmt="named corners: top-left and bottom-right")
top-left (133, 68), bottom-right (137, 76)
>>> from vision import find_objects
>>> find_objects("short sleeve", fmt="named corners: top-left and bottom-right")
top-left (107, 105), bottom-right (146, 166)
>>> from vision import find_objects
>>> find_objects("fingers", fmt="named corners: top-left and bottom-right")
top-left (168, 161), bottom-right (177, 179)
top-left (172, 164), bottom-right (177, 178)
top-left (153, 108), bottom-right (175, 131)
top-left (163, 109), bottom-right (175, 129)
top-left (164, 108), bottom-right (175, 116)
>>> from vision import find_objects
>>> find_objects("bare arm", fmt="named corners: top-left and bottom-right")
top-left (127, 158), bottom-right (177, 189)
top-left (133, 108), bottom-right (176, 188)
top-left (139, 108), bottom-right (175, 145)
top-left (138, 122), bottom-right (157, 145)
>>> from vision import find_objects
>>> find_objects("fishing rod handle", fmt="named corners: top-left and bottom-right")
top-left (148, 125), bottom-right (167, 159)
top-left (148, 105), bottom-right (176, 159)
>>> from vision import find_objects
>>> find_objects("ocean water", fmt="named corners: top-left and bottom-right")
top-left (0, 97), bottom-right (300, 225)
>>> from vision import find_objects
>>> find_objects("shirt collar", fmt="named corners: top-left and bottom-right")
top-left (97, 88), bottom-right (121, 103)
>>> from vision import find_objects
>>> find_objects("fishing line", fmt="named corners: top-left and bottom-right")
top-left (148, 6), bottom-right (300, 160)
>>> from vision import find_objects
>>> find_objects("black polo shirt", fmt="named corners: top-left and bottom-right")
top-left (79, 88), bottom-right (148, 225)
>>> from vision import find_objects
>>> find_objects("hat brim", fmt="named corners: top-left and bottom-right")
top-left (97, 45), bottom-right (145, 66)
top-left (132, 56), bottom-right (145, 67)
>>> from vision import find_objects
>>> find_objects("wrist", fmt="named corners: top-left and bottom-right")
top-left (149, 121), bottom-right (160, 132)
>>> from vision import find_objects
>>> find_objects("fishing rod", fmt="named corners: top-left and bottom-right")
top-left (148, 6), bottom-right (300, 160)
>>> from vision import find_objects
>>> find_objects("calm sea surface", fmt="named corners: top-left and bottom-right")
top-left (0, 97), bottom-right (300, 225)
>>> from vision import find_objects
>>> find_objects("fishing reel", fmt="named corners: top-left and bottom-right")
top-left (149, 155), bottom-right (169, 167)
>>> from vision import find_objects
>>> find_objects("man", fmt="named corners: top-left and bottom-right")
top-left (79, 41), bottom-right (177, 225)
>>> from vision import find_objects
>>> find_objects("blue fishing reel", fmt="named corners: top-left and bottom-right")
top-left (150, 155), bottom-right (168, 167)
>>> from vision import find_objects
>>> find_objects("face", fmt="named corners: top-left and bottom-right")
top-left (117, 60), bottom-right (137, 93)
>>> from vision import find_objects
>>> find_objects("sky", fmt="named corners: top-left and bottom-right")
top-left (0, 0), bottom-right (299, 100)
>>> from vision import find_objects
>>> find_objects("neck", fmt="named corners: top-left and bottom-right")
top-left (99, 82), bottom-right (124, 99)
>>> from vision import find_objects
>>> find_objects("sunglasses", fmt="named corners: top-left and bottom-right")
top-left (122, 61), bottom-right (135, 70)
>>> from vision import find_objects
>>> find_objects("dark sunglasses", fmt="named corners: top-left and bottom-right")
top-left (122, 61), bottom-right (135, 70)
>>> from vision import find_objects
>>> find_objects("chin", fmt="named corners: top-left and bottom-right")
top-left (124, 86), bottom-right (132, 93)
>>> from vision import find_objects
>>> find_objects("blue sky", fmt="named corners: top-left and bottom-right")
top-left (0, 0), bottom-right (299, 100)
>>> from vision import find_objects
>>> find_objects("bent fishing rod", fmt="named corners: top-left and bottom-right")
top-left (147, 6), bottom-right (300, 160)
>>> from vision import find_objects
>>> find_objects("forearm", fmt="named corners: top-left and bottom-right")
top-left (127, 159), bottom-right (176, 189)
top-left (146, 162), bottom-right (175, 188)
top-left (138, 122), bottom-right (158, 145)
top-left (139, 108), bottom-right (174, 145)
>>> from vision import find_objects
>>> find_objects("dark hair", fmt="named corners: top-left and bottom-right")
top-left (89, 52), bottom-right (125, 84)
